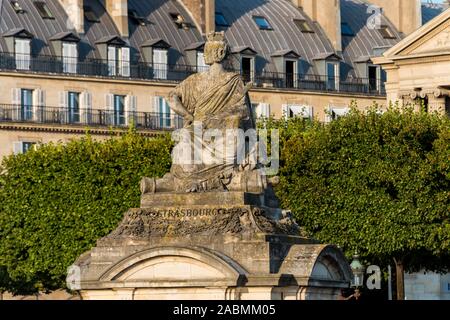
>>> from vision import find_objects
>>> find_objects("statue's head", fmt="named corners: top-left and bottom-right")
top-left (204, 32), bottom-right (229, 65)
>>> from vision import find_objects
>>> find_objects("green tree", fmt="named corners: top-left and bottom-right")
top-left (275, 107), bottom-right (450, 300)
top-left (0, 132), bottom-right (172, 294)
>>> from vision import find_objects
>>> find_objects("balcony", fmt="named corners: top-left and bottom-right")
top-left (0, 52), bottom-right (385, 96)
top-left (0, 104), bottom-right (184, 131)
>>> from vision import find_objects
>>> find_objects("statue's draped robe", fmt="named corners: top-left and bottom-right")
top-left (170, 71), bottom-right (252, 191)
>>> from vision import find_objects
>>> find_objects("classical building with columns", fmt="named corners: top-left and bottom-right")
top-left (0, 0), bottom-right (446, 159)
top-left (374, 7), bottom-right (450, 115)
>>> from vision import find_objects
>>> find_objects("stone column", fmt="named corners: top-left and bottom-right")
top-left (428, 96), bottom-right (446, 114)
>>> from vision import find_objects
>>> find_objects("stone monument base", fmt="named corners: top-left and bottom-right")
top-left (71, 192), bottom-right (352, 300)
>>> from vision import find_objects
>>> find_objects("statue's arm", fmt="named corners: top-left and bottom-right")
top-left (168, 92), bottom-right (193, 123)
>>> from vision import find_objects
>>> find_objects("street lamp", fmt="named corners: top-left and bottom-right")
top-left (350, 252), bottom-right (365, 288)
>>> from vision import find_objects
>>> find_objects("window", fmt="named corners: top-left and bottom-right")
top-left (253, 103), bottom-right (270, 119)
top-left (241, 56), bottom-right (254, 83)
top-left (62, 42), bottom-right (77, 74)
top-left (129, 10), bottom-right (148, 26)
top-left (68, 92), bottom-right (80, 123)
top-left (15, 38), bottom-right (31, 70)
top-left (10, 1), bottom-right (24, 13)
top-left (84, 6), bottom-right (99, 23)
top-left (379, 25), bottom-right (396, 39)
top-left (113, 95), bottom-right (126, 126)
top-left (368, 65), bottom-right (379, 92)
top-left (156, 97), bottom-right (171, 128)
top-left (253, 16), bottom-right (272, 30)
top-left (169, 12), bottom-right (191, 29)
top-left (294, 19), bottom-right (313, 33)
top-left (13, 141), bottom-right (36, 155)
top-left (285, 60), bottom-right (297, 88)
top-left (107, 46), bottom-right (130, 77)
top-left (20, 89), bottom-right (33, 121)
top-left (153, 48), bottom-right (168, 80)
top-left (283, 105), bottom-right (312, 120)
top-left (215, 12), bottom-right (229, 27)
top-left (328, 106), bottom-right (350, 122)
top-left (196, 51), bottom-right (209, 72)
top-left (341, 23), bottom-right (354, 36)
top-left (326, 62), bottom-right (339, 91)
top-left (34, 1), bottom-right (54, 19)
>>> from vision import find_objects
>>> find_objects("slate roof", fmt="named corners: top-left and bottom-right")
top-left (0, 0), bottom-right (445, 78)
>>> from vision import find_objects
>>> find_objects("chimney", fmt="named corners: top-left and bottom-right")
top-left (294, 0), bottom-right (342, 52)
top-left (369, 0), bottom-right (422, 35)
top-left (180, 0), bottom-right (215, 34)
top-left (105, 0), bottom-right (129, 38)
top-left (58, 0), bottom-right (84, 34)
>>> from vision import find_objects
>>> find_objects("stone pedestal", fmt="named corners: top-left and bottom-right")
top-left (70, 192), bottom-right (352, 300)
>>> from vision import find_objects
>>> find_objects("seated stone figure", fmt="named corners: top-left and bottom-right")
top-left (141, 32), bottom-right (270, 194)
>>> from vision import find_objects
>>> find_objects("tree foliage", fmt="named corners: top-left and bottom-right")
top-left (0, 132), bottom-right (172, 294)
top-left (275, 107), bottom-right (450, 271)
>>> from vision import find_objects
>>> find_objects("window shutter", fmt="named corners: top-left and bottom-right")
top-left (121, 47), bottom-right (130, 77)
top-left (13, 141), bottom-right (23, 155)
top-left (281, 104), bottom-right (289, 119)
top-left (59, 91), bottom-right (68, 123)
top-left (108, 46), bottom-right (117, 76)
top-left (33, 89), bottom-right (45, 122)
top-left (262, 103), bottom-right (270, 118)
top-left (11, 88), bottom-right (21, 121)
top-left (105, 93), bottom-right (114, 125)
top-left (80, 91), bottom-right (92, 124)
top-left (125, 95), bottom-right (137, 126)
top-left (153, 49), bottom-right (168, 79)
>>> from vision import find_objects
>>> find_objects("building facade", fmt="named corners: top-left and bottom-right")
top-left (0, 0), bottom-right (445, 159)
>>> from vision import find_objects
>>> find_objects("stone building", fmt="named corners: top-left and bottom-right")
top-left (0, 0), bottom-right (445, 158)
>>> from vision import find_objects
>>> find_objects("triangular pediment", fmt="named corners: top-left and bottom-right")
top-left (384, 9), bottom-right (450, 58)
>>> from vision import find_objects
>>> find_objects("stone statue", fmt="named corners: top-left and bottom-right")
top-left (141, 32), bottom-right (270, 194)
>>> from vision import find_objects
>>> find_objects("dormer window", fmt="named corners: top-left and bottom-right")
top-left (34, 1), bottom-right (54, 20)
top-left (129, 10), bottom-right (148, 26)
top-left (294, 19), bottom-right (313, 33)
top-left (379, 25), bottom-right (396, 39)
top-left (253, 16), bottom-right (272, 30)
top-left (153, 48), bottom-right (168, 79)
top-left (84, 6), bottom-right (100, 23)
top-left (15, 38), bottom-right (31, 70)
top-left (169, 13), bottom-right (192, 30)
top-left (108, 45), bottom-right (130, 77)
top-left (196, 51), bottom-right (209, 72)
top-left (10, 1), bottom-right (25, 13)
top-left (215, 12), bottom-right (229, 27)
top-left (62, 42), bottom-right (78, 74)
top-left (326, 62), bottom-right (339, 91)
top-left (341, 22), bottom-right (354, 36)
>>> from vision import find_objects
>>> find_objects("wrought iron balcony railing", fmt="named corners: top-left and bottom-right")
top-left (0, 52), bottom-right (386, 96)
top-left (0, 104), bottom-right (184, 131)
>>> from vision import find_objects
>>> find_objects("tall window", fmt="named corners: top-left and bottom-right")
top-left (108, 46), bottom-right (130, 77)
top-left (326, 62), bottom-right (339, 91)
top-left (68, 92), bottom-right (80, 123)
top-left (153, 49), bottom-right (168, 79)
top-left (13, 141), bottom-right (36, 155)
top-left (368, 66), bottom-right (379, 92)
top-left (156, 97), bottom-right (171, 128)
top-left (285, 60), bottom-right (297, 88)
top-left (21, 89), bottom-right (33, 121)
top-left (62, 42), bottom-right (78, 74)
top-left (196, 51), bottom-right (209, 72)
top-left (15, 38), bottom-right (31, 70)
top-left (241, 57), bottom-right (254, 83)
top-left (113, 95), bottom-right (126, 126)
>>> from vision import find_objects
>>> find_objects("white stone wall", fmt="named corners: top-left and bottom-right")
top-left (405, 271), bottom-right (450, 300)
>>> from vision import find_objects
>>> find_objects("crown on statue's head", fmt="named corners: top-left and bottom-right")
top-left (206, 31), bottom-right (226, 42)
